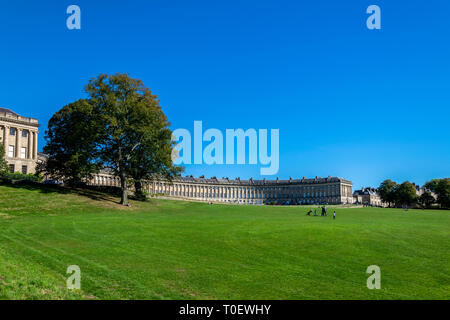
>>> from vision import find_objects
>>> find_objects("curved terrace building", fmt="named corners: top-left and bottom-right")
top-left (90, 174), bottom-right (354, 205)
top-left (0, 108), bottom-right (354, 206)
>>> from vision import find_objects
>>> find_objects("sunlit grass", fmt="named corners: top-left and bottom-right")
top-left (0, 184), bottom-right (448, 299)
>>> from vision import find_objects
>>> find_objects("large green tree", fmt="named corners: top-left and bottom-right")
top-left (43, 73), bottom-right (180, 205)
top-left (85, 73), bottom-right (179, 205)
top-left (394, 181), bottom-right (418, 207)
top-left (0, 144), bottom-right (9, 176)
top-left (424, 178), bottom-right (450, 208)
top-left (378, 179), bottom-right (397, 207)
top-left (41, 99), bottom-right (102, 186)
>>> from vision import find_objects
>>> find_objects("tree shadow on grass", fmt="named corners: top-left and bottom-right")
top-left (72, 187), bottom-right (122, 206)
top-left (2, 181), bottom-right (122, 206)
top-left (3, 181), bottom-right (71, 195)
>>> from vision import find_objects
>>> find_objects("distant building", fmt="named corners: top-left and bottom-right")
top-left (89, 174), bottom-right (354, 205)
top-left (353, 187), bottom-right (385, 207)
top-left (0, 108), bottom-right (40, 174)
top-left (412, 183), bottom-right (436, 198)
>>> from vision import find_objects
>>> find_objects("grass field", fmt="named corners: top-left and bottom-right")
top-left (0, 183), bottom-right (448, 300)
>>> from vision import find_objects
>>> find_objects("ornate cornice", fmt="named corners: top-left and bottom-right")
top-left (0, 117), bottom-right (40, 128)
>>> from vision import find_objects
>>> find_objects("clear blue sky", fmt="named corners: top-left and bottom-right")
top-left (1, 0), bottom-right (449, 188)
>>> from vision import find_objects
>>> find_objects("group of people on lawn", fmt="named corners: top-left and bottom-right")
top-left (307, 206), bottom-right (336, 219)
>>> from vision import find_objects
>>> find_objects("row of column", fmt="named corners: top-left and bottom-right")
top-left (91, 175), bottom-right (120, 186)
top-left (86, 174), bottom-right (350, 205)
top-left (151, 182), bottom-right (345, 203)
top-left (152, 183), bottom-right (264, 202)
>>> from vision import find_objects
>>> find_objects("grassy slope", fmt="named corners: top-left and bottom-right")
top-left (0, 184), bottom-right (448, 300)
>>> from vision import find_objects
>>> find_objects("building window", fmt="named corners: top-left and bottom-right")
top-left (9, 164), bottom-right (14, 173)
top-left (10, 128), bottom-right (16, 136)
top-left (8, 145), bottom-right (14, 158)
top-left (22, 130), bottom-right (28, 138)
top-left (22, 165), bottom-right (27, 174)
top-left (21, 147), bottom-right (26, 159)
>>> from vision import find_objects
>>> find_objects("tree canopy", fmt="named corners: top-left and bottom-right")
top-left (378, 179), bottom-right (419, 208)
top-left (41, 99), bottom-right (102, 186)
top-left (394, 181), bottom-right (418, 207)
top-left (424, 178), bottom-right (450, 208)
top-left (42, 73), bottom-right (181, 205)
top-left (378, 179), bottom-right (397, 207)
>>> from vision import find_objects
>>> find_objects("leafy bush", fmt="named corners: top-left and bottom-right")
top-left (0, 144), bottom-right (8, 176)
top-left (132, 190), bottom-right (149, 202)
top-left (3, 172), bottom-right (42, 182)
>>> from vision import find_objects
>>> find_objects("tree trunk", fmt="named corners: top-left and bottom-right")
top-left (134, 180), bottom-right (142, 195)
top-left (120, 171), bottom-right (128, 205)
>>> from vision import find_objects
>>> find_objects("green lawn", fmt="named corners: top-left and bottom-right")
top-left (0, 183), bottom-right (448, 300)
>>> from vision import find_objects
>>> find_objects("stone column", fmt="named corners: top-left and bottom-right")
top-left (27, 130), bottom-right (32, 159)
top-left (3, 125), bottom-right (8, 151)
top-left (33, 131), bottom-right (38, 160)
top-left (15, 128), bottom-right (21, 157)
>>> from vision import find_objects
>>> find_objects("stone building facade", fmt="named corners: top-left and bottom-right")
top-left (353, 187), bottom-right (384, 207)
top-left (0, 108), bottom-right (39, 174)
top-left (90, 174), bottom-right (354, 205)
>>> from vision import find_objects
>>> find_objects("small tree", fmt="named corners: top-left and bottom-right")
top-left (419, 191), bottom-right (435, 208)
top-left (378, 179), bottom-right (397, 207)
top-left (394, 181), bottom-right (418, 208)
top-left (425, 178), bottom-right (450, 209)
top-left (436, 179), bottom-right (450, 209)
top-left (0, 144), bottom-right (9, 176)
top-left (424, 179), bottom-right (440, 192)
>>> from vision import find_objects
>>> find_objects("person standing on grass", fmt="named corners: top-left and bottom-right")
top-left (333, 211), bottom-right (336, 219)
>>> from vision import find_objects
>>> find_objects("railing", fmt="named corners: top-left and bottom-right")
top-left (0, 112), bottom-right (38, 124)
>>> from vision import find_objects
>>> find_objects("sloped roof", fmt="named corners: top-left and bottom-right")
top-left (168, 175), bottom-right (350, 186)
top-left (0, 108), bottom-right (19, 116)
top-left (354, 188), bottom-right (378, 195)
